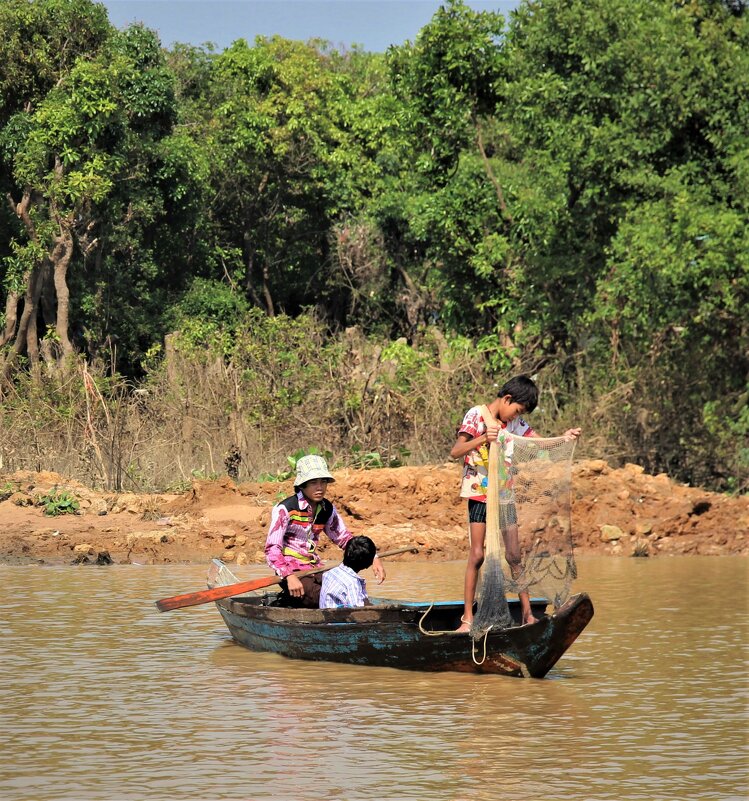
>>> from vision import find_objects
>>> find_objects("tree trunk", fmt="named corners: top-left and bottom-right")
top-left (2, 191), bottom-right (33, 351)
top-left (261, 262), bottom-right (275, 316)
top-left (40, 261), bottom-right (57, 332)
top-left (3, 183), bottom-right (79, 374)
top-left (474, 118), bottom-right (513, 228)
top-left (1, 261), bottom-right (44, 379)
top-left (52, 227), bottom-right (75, 357)
top-left (242, 242), bottom-right (264, 308)
top-left (26, 289), bottom-right (40, 366)
top-left (1, 290), bottom-right (20, 348)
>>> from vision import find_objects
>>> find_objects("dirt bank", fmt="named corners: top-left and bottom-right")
top-left (0, 460), bottom-right (746, 566)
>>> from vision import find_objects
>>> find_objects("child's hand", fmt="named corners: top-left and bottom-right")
top-left (563, 428), bottom-right (582, 440)
top-left (372, 555), bottom-right (386, 584)
top-left (286, 574), bottom-right (304, 597)
top-left (485, 424), bottom-right (500, 442)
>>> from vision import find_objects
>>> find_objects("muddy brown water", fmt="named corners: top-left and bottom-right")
top-left (1, 557), bottom-right (747, 801)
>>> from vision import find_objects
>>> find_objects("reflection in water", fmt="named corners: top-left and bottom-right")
top-left (0, 557), bottom-right (747, 801)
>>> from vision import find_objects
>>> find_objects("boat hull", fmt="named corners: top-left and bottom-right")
top-left (213, 592), bottom-right (594, 678)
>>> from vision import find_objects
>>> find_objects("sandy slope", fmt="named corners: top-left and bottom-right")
top-left (0, 460), bottom-right (746, 565)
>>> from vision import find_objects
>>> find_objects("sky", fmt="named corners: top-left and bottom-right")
top-left (101, 0), bottom-right (521, 53)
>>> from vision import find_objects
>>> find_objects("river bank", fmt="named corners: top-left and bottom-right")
top-left (0, 460), bottom-right (746, 565)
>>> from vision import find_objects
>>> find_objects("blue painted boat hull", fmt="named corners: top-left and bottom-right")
top-left (212, 592), bottom-right (594, 678)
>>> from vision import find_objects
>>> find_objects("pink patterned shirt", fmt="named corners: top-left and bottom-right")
top-left (265, 491), bottom-right (353, 578)
top-left (458, 405), bottom-right (534, 502)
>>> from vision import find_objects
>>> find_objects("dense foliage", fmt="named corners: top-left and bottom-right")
top-left (1, 0), bottom-right (746, 491)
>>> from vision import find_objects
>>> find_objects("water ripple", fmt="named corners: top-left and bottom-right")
top-left (0, 557), bottom-right (747, 801)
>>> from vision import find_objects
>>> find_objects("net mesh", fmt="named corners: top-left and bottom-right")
top-left (472, 430), bottom-right (577, 636)
top-left (208, 558), bottom-right (239, 588)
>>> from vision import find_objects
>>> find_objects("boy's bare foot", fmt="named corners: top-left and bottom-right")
top-left (522, 614), bottom-right (538, 626)
top-left (455, 615), bottom-right (471, 633)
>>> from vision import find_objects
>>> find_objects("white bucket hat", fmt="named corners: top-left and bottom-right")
top-left (294, 454), bottom-right (335, 487)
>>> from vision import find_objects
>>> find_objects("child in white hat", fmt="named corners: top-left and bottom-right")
top-left (264, 454), bottom-right (385, 607)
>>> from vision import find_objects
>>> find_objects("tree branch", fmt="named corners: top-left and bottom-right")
top-left (475, 119), bottom-right (513, 227)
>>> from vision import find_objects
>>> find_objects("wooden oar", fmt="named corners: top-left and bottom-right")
top-left (155, 545), bottom-right (419, 612)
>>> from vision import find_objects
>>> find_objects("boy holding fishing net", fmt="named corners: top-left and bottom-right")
top-left (451, 375), bottom-right (580, 633)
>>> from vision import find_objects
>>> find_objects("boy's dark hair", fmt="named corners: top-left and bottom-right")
top-left (343, 535), bottom-right (377, 572)
top-left (497, 374), bottom-right (539, 413)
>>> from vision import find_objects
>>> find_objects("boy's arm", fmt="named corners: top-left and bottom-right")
top-left (371, 555), bottom-right (386, 583)
top-left (450, 431), bottom-right (491, 458)
top-left (526, 428), bottom-right (581, 440)
top-left (451, 407), bottom-right (497, 455)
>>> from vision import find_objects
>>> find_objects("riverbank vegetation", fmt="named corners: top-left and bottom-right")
top-left (1, 0), bottom-right (747, 492)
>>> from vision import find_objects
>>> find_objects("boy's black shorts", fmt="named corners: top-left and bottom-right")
top-left (468, 499), bottom-right (487, 523)
top-left (468, 499), bottom-right (518, 528)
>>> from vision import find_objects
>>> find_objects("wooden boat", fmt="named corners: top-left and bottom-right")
top-left (207, 561), bottom-right (594, 678)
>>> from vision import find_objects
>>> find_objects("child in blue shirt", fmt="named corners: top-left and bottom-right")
top-left (319, 536), bottom-right (377, 608)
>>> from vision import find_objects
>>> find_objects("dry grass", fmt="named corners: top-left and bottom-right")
top-left (4, 322), bottom-right (730, 492)
top-left (0, 328), bottom-right (496, 489)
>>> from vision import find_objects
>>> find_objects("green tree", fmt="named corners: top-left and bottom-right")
top-left (500, 0), bottom-right (748, 484)
top-left (0, 0), bottom-right (111, 357)
top-left (380, 1), bottom-right (520, 342)
top-left (197, 37), bottom-right (356, 316)
top-left (0, 0), bottom-right (110, 125)
top-left (1, 20), bottom-right (203, 375)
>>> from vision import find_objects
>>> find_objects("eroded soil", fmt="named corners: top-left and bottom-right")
top-left (0, 460), bottom-right (746, 566)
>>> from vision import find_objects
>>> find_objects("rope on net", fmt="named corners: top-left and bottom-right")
top-left (417, 603), bottom-right (443, 636)
top-left (471, 629), bottom-right (491, 665)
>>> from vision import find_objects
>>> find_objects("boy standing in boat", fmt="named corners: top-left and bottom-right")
top-left (319, 535), bottom-right (377, 608)
top-left (450, 375), bottom-right (580, 632)
top-left (265, 454), bottom-right (385, 608)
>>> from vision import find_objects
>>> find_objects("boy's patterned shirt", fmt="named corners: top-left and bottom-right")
top-left (458, 405), bottom-right (534, 502)
top-left (319, 564), bottom-right (368, 608)
top-left (265, 491), bottom-right (352, 578)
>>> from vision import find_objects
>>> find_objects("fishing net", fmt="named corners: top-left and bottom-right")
top-left (472, 428), bottom-right (577, 636)
top-left (208, 558), bottom-right (239, 588)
